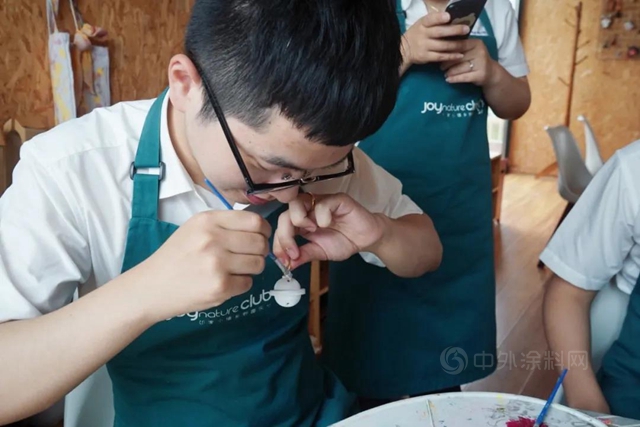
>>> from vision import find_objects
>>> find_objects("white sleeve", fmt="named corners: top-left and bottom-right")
top-left (305, 148), bottom-right (424, 267)
top-left (490, 0), bottom-right (529, 78)
top-left (539, 153), bottom-right (639, 291)
top-left (0, 150), bottom-right (91, 323)
top-left (306, 148), bottom-right (423, 218)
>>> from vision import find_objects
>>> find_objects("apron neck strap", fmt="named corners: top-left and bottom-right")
top-left (129, 88), bottom-right (168, 220)
top-left (477, 9), bottom-right (494, 39)
top-left (395, 0), bottom-right (407, 33)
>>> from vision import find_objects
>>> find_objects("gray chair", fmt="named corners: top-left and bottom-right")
top-left (547, 125), bottom-right (593, 204)
top-left (577, 115), bottom-right (604, 176)
top-left (538, 125), bottom-right (593, 268)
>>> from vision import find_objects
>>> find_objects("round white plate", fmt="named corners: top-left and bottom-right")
top-left (331, 392), bottom-right (607, 427)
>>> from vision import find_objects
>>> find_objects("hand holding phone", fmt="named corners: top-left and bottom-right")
top-left (441, 38), bottom-right (498, 86)
top-left (444, 0), bottom-right (488, 40)
top-left (401, 12), bottom-right (473, 67)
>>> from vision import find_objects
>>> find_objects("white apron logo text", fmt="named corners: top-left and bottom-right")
top-left (420, 99), bottom-right (485, 118)
top-left (167, 289), bottom-right (273, 325)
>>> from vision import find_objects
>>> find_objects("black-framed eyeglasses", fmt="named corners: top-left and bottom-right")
top-left (197, 67), bottom-right (355, 195)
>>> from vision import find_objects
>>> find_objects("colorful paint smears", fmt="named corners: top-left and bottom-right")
top-left (506, 417), bottom-right (548, 427)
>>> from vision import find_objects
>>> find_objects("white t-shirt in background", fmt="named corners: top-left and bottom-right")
top-left (539, 140), bottom-right (640, 295)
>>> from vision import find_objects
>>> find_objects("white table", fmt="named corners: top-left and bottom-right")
top-left (581, 411), bottom-right (640, 427)
top-left (331, 392), bottom-right (640, 427)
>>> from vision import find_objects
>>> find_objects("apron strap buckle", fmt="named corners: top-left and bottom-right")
top-left (129, 162), bottom-right (166, 181)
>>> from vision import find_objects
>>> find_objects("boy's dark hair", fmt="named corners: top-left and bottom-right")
top-left (185, 0), bottom-right (401, 147)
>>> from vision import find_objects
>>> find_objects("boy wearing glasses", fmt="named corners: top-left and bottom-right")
top-left (0, 1), bottom-right (442, 426)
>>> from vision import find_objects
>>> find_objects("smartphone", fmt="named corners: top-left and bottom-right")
top-left (444, 0), bottom-right (488, 40)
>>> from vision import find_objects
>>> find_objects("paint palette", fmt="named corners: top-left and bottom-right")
top-left (331, 392), bottom-right (607, 427)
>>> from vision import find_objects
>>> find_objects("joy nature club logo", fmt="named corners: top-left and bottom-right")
top-left (421, 98), bottom-right (486, 118)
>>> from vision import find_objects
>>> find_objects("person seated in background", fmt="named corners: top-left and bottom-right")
top-left (542, 139), bottom-right (640, 419)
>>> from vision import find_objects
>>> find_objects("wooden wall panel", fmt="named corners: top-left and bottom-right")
top-left (4, 0), bottom-right (638, 176)
top-left (597, 0), bottom-right (640, 61)
top-left (509, 0), bottom-right (640, 174)
top-left (0, 0), bottom-right (193, 131)
top-left (1, 2), bottom-right (56, 130)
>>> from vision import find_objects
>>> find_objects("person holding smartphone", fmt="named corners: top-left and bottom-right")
top-left (322, 0), bottom-right (531, 409)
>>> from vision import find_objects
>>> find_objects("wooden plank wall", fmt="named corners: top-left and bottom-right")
top-left (0, 0), bottom-right (193, 129)
top-left (3, 1), bottom-right (639, 177)
top-left (509, 0), bottom-right (640, 174)
top-left (0, 0), bottom-right (193, 191)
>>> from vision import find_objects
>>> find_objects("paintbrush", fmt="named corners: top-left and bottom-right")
top-left (204, 178), bottom-right (293, 280)
top-left (533, 368), bottom-right (569, 427)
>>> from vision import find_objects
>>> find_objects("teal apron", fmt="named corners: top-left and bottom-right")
top-left (322, 4), bottom-right (499, 398)
top-left (105, 90), bottom-right (354, 426)
top-left (598, 274), bottom-right (640, 419)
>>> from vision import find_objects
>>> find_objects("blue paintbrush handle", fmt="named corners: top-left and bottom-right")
top-left (204, 178), bottom-right (234, 210)
top-left (534, 368), bottom-right (568, 427)
top-left (204, 179), bottom-right (293, 279)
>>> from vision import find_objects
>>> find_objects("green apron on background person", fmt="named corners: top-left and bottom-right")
top-left (105, 90), bottom-right (355, 427)
top-left (323, 3), bottom-right (499, 399)
top-left (598, 273), bottom-right (640, 419)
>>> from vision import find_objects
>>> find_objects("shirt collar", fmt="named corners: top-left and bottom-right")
top-left (158, 91), bottom-right (197, 200)
top-left (155, 90), bottom-right (252, 210)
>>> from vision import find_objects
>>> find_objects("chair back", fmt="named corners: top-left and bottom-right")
top-left (545, 125), bottom-right (592, 204)
top-left (577, 115), bottom-right (604, 176)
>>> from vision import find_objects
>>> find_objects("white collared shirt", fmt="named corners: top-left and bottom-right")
top-left (401, 0), bottom-right (530, 78)
top-left (0, 94), bottom-right (423, 322)
top-left (539, 140), bottom-right (640, 295)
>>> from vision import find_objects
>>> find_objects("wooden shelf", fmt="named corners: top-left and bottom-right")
top-left (491, 154), bottom-right (506, 222)
top-left (308, 260), bottom-right (329, 354)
